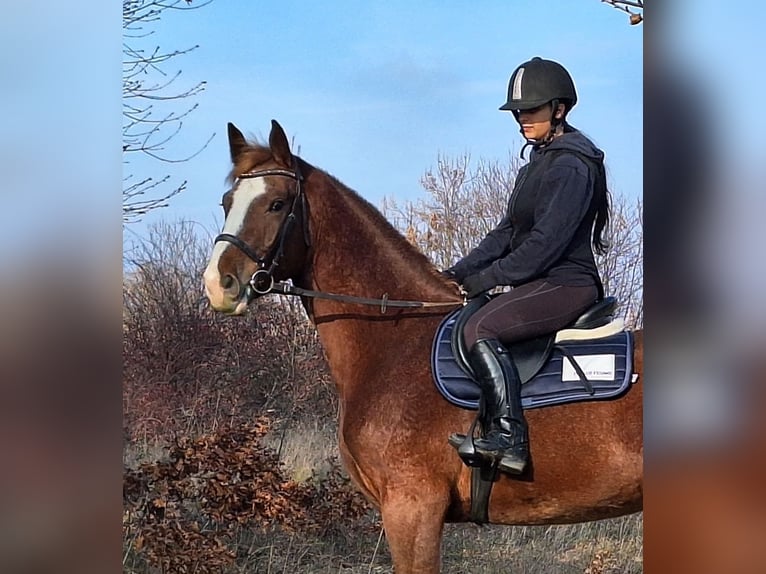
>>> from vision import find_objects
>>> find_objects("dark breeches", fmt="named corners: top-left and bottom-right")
top-left (463, 279), bottom-right (599, 349)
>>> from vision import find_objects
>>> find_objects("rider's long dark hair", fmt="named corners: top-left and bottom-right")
top-left (591, 162), bottom-right (611, 256)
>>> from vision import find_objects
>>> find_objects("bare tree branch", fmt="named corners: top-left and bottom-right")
top-left (123, 0), bottom-right (214, 224)
top-left (600, 0), bottom-right (643, 25)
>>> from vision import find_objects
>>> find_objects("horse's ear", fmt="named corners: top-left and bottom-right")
top-left (227, 122), bottom-right (248, 162)
top-left (269, 119), bottom-right (292, 166)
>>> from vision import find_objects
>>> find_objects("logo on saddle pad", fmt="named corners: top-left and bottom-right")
top-left (562, 354), bottom-right (616, 382)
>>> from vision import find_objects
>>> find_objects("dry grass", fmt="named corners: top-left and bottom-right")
top-left (135, 515), bottom-right (640, 574)
top-left (265, 421), bottom-right (338, 484)
top-left (440, 518), bottom-right (642, 573)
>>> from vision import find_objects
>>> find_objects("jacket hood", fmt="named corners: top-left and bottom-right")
top-left (532, 128), bottom-right (604, 163)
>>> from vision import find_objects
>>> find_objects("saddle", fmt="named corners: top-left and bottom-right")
top-left (431, 295), bottom-right (635, 411)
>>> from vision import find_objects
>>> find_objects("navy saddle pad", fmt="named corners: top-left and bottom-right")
top-left (431, 307), bottom-right (634, 411)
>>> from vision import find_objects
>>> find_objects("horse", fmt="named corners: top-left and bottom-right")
top-left (203, 120), bottom-right (643, 573)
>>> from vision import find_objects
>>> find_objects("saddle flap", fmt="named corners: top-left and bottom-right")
top-left (506, 336), bottom-right (555, 384)
top-left (449, 294), bottom-right (492, 378)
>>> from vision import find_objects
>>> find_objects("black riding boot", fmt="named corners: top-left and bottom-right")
top-left (470, 339), bottom-right (529, 474)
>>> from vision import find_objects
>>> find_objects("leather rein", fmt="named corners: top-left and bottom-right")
top-left (213, 159), bottom-right (464, 314)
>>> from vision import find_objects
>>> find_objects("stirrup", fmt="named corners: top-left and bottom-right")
top-left (448, 418), bottom-right (485, 467)
top-left (448, 432), bottom-right (466, 450)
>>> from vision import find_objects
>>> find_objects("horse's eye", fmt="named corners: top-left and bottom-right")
top-left (269, 200), bottom-right (285, 212)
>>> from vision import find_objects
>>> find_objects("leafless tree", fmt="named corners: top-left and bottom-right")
top-left (123, 0), bottom-right (214, 224)
top-left (596, 195), bottom-right (643, 327)
top-left (382, 153), bottom-right (523, 271)
top-left (601, 0), bottom-right (643, 25)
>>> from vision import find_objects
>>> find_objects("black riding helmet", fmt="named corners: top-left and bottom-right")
top-left (499, 57), bottom-right (577, 112)
top-left (501, 57), bottom-right (578, 152)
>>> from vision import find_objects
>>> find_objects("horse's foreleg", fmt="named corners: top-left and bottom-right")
top-left (381, 489), bottom-right (449, 574)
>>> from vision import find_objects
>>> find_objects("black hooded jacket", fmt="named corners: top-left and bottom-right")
top-left (449, 129), bottom-right (606, 295)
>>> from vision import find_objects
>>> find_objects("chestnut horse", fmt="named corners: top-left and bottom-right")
top-left (203, 120), bottom-right (643, 573)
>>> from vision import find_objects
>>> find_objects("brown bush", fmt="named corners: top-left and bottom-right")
top-left (123, 220), bottom-right (336, 445)
top-left (123, 419), bottom-right (374, 573)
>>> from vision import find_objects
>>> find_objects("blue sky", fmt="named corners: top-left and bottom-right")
top-left (126, 0), bottom-right (642, 244)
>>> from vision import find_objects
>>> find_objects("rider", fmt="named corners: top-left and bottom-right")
top-left (445, 57), bottom-right (610, 474)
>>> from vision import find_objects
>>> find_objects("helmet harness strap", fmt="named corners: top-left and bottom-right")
top-left (517, 98), bottom-right (565, 158)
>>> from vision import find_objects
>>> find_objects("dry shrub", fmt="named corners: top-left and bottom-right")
top-left (123, 220), bottom-right (336, 447)
top-left (123, 419), bottom-right (373, 573)
top-left (383, 153), bottom-right (521, 271)
top-left (596, 194), bottom-right (643, 328)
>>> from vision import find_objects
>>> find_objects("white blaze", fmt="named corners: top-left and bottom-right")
top-left (203, 178), bottom-right (268, 303)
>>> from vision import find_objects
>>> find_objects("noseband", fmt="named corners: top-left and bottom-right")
top-left (214, 158), bottom-right (310, 297)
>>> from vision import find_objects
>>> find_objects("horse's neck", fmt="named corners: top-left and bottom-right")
top-left (298, 174), bottom-right (456, 394)
top-left (302, 174), bottom-right (453, 308)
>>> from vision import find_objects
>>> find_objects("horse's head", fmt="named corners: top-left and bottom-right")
top-left (203, 120), bottom-right (310, 314)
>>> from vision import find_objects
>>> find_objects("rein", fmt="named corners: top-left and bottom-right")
top-left (214, 159), bottom-right (464, 314)
top-left (267, 280), bottom-right (463, 314)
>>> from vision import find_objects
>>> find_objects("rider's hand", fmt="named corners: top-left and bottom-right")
top-left (462, 271), bottom-right (496, 298)
top-left (439, 268), bottom-right (458, 282)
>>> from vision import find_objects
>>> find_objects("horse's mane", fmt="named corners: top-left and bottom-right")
top-left (321, 170), bottom-right (440, 275)
top-left (229, 140), bottom-right (442, 278)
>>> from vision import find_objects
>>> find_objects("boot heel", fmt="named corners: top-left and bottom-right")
top-left (497, 446), bottom-right (529, 475)
top-left (498, 458), bottom-right (526, 474)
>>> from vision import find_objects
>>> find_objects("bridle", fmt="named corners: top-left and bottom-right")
top-left (213, 157), bottom-right (463, 313)
top-left (214, 157), bottom-right (311, 299)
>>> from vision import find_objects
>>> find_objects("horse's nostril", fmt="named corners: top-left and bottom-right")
top-left (222, 274), bottom-right (236, 290)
